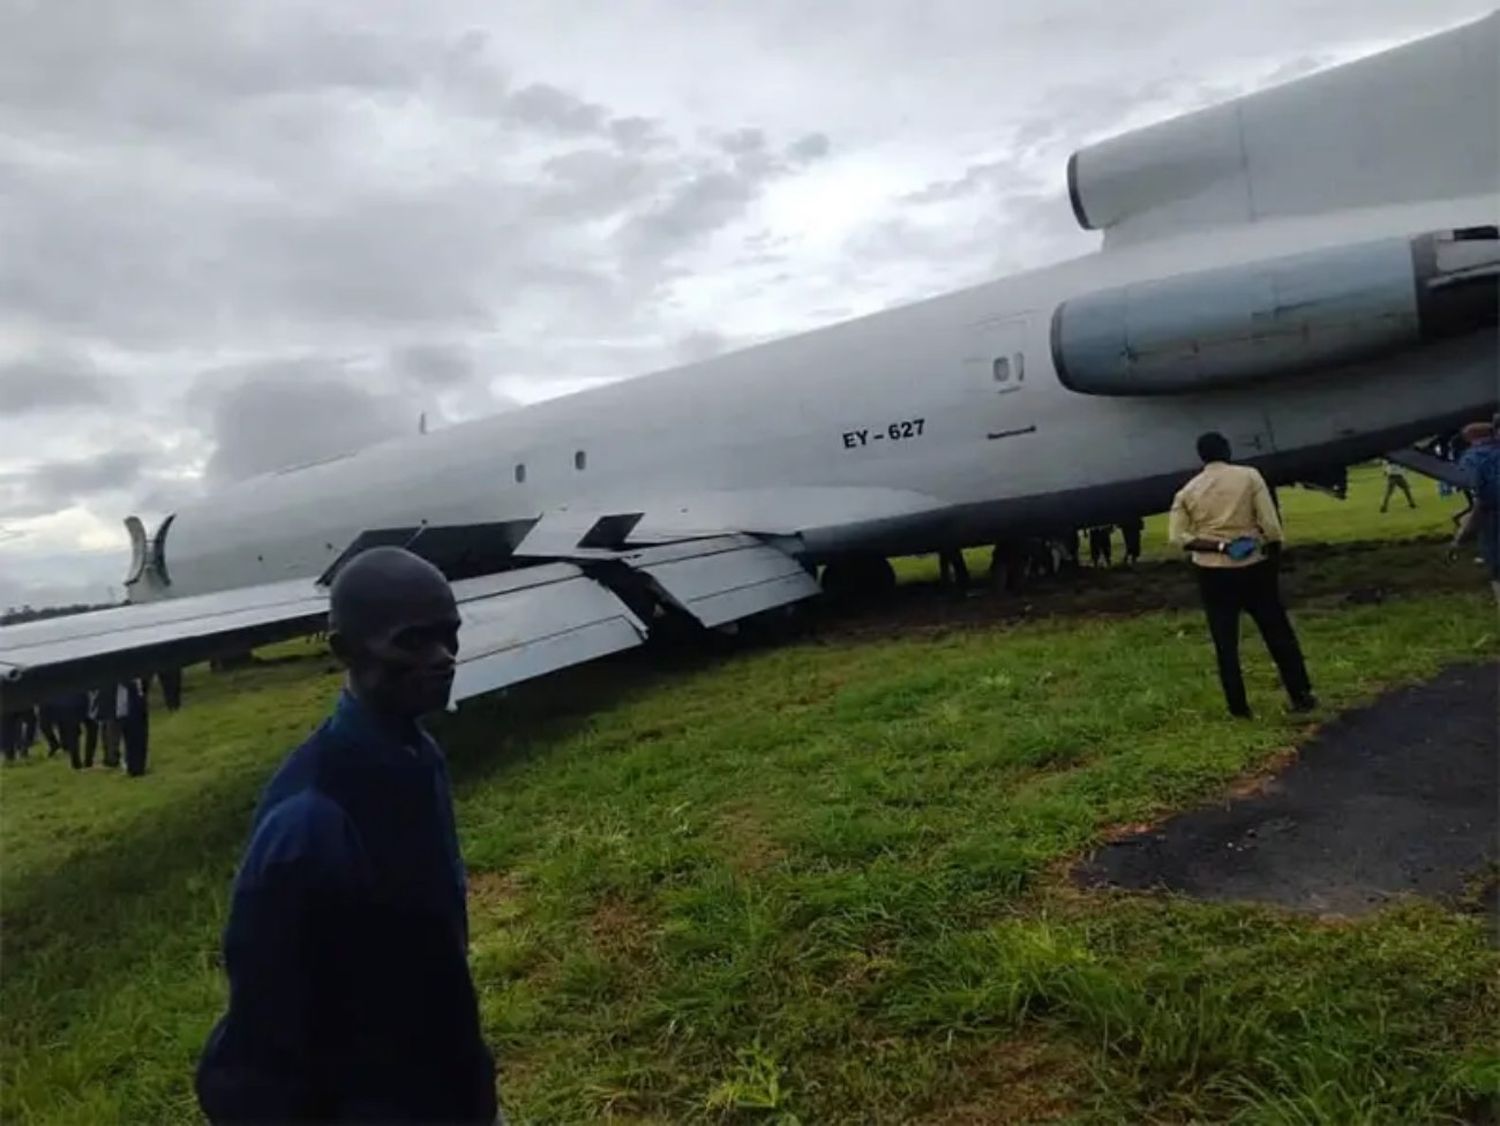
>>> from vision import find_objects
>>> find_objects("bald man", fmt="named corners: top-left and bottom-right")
top-left (196, 547), bottom-right (500, 1124)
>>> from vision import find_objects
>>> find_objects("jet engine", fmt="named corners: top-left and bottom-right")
top-left (1050, 227), bottom-right (1498, 397)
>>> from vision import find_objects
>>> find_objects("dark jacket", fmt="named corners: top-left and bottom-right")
top-left (1461, 443), bottom-right (1500, 579)
top-left (196, 690), bottom-right (496, 1124)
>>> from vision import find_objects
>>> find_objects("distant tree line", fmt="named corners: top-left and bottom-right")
top-left (1, 601), bottom-right (121, 627)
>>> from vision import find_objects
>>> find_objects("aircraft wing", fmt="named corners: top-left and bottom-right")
top-left (0, 562), bottom-right (651, 710)
top-left (0, 579), bottom-right (329, 708)
top-left (0, 477), bottom-right (952, 709)
top-left (0, 532), bottom-right (826, 710)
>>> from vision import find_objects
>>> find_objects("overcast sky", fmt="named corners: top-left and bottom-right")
top-left (0, 0), bottom-right (1490, 608)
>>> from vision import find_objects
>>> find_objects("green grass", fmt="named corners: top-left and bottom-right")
top-left (2, 468), bottom-right (1497, 1124)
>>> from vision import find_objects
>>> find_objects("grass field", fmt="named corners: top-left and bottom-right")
top-left (2, 466), bottom-right (1496, 1124)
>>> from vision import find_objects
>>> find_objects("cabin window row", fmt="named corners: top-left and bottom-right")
top-left (514, 450), bottom-right (587, 483)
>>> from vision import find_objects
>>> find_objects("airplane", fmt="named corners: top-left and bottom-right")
top-left (1, 12), bottom-right (1495, 711)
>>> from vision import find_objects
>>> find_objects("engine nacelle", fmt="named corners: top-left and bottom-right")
top-left (1050, 228), bottom-right (1498, 397)
top-left (1064, 14), bottom-right (1497, 246)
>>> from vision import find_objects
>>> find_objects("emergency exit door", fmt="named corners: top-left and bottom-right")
top-left (963, 316), bottom-right (1034, 441)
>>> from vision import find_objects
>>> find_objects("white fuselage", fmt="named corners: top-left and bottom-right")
top-left (154, 194), bottom-right (1497, 599)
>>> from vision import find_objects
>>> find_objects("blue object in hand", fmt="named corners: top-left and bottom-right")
top-left (1225, 536), bottom-right (1259, 561)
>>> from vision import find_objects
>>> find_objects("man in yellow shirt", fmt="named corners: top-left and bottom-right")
top-left (1169, 432), bottom-right (1317, 719)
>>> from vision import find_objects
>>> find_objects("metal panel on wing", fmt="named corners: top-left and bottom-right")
top-left (448, 563), bottom-right (647, 703)
top-left (623, 535), bottom-right (820, 629)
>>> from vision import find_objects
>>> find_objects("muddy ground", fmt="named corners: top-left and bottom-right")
top-left (813, 537), bottom-right (1477, 644)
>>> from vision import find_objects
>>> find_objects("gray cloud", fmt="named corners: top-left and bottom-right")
top-left (787, 132), bottom-right (831, 161)
top-left (618, 128), bottom-right (831, 263)
top-left (0, 352), bottom-right (113, 414)
top-left (389, 342), bottom-right (474, 389)
top-left (505, 82), bottom-right (608, 134)
top-left (674, 329), bottom-right (733, 364)
top-left (194, 360), bottom-right (430, 485)
top-left (900, 158), bottom-right (1023, 205)
top-left (608, 115), bottom-right (668, 151)
top-left (0, 450), bottom-right (150, 518)
top-left (719, 127), bottom-right (767, 155)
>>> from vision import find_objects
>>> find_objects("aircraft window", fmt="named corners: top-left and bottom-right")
top-left (514, 463), bottom-right (526, 484)
top-left (993, 356), bottom-right (1010, 382)
top-left (1014, 352), bottom-right (1025, 381)
top-left (574, 450), bottom-right (587, 471)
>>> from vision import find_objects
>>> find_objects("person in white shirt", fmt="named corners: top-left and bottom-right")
top-left (1169, 432), bottom-right (1317, 719)
top-left (1379, 460), bottom-right (1416, 512)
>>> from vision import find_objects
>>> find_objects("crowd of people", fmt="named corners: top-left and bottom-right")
top-left (974, 516), bottom-right (1146, 594)
top-left (0, 668), bottom-right (181, 775)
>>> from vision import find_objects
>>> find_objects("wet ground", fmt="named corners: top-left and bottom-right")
top-left (816, 537), bottom-right (1475, 644)
top-left (1075, 663), bottom-right (1498, 916)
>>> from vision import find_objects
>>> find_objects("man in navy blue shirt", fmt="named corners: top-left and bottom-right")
top-left (196, 547), bottom-right (499, 1123)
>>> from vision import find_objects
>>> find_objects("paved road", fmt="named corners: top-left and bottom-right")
top-left (1077, 664), bottom-right (1498, 916)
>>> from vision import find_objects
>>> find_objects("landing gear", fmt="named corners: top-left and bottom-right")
top-left (820, 555), bottom-right (897, 602)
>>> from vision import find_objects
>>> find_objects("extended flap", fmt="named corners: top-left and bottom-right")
top-left (447, 564), bottom-right (646, 702)
top-left (622, 535), bottom-right (821, 628)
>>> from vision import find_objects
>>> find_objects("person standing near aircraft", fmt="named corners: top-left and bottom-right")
top-left (38, 700), bottom-right (63, 758)
top-left (1169, 433), bottom-right (1317, 719)
top-left (1088, 526), bottom-right (1113, 567)
top-left (99, 683), bottom-right (128, 768)
top-left (0, 707), bottom-right (22, 762)
top-left (156, 666), bottom-right (184, 711)
top-left (196, 546), bottom-right (499, 1125)
top-left (13, 707), bottom-right (36, 761)
top-left (40, 693), bottom-right (89, 770)
top-left (82, 689), bottom-right (102, 767)
top-left (1118, 517), bottom-right (1145, 566)
top-left (1451, 420), bottom-right (1499, 599)
top-left (1379, 459), bottom-right (1416, 512)
top-left (120, 678), bottom-right (150, 777)
top-left (938, 546), bottom-right (969, 591)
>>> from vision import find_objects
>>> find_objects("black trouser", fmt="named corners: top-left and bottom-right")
top-left (1381, 475), bottom-right (1415, 511)
top-left (1120, 523), bottom-right (1142, 561)
top-left (157, 667), bottom-right (183, 711)
top-left (939, 547), bottom-right (969, 588)
top-left (0, 712), bottom-right (17, 762)
top-left (15, 709), bottom-right (35, 757)
top-left (1196, 561), bottom-right (1312, 713)
top-left (1089, 528), bottom-right (1111, 566)
top-left (122, 708), bottom-right (149, 777)
top-left (50, 714), bottom-right (83, 769)
top-left (40, 708), bottom-right (63, 756)
top-left (82, 718), bottom-right (99, 767)
top-left (102, 720), bottom-right (122, 767)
